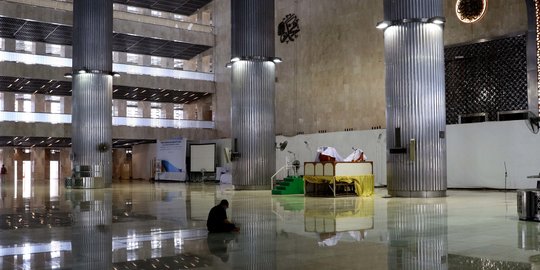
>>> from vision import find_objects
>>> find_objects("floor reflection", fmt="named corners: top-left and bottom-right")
top-left (387, 199), bottom-right (448, 270)
top-left (0, 180), bottom-right (538, 269)
top-left (68, 189), bottom-right (112, 270)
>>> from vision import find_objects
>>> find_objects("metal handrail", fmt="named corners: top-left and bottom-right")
top-left (270, 165), bottom-right (290, 190)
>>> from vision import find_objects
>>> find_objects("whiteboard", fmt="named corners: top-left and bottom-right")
top-left (190, 144), bottom-right (216, 172)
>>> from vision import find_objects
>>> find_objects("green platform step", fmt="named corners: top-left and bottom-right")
top-left (272, 176), bottom-right (304, 195)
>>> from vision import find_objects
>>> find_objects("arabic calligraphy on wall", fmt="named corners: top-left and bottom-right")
top-left (278, 13), bottom-right (300, 44)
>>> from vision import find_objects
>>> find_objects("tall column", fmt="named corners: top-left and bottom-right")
top-left (114, 99), bottom-right (127, 117)
top-left (71, 0), bottom-right (113, 187)
top-left (32, 94), bottom-right (45, 113)
top-left (60, 148), bottom-right (71, 180)
top-left (141, 101), bottom-right (151, 118)
top-left (383, 1), bottom-right (446, 197)
top-left (3, 92), bottom-right (15, 111)
top-left (62, 96), bottom-right (72, 114)
top-left (163, 103), bottom-right (174, 119)
top-left (1, 148), bottom-right (14, 179)
top-left (31, 148), bottom-right (46, 180)
top-left (231, 0), bottom-right (276, 190)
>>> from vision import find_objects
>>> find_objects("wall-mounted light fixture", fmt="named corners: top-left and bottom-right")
top-left (225, 56), bottom-right (283, 68)
top-left (376, 16), bottom-right (446, 30)
top-left (456, 0), bottom-right (487, 24)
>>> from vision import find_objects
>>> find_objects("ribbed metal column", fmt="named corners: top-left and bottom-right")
top-left (72, 0), bottom-right (113, 187)
top-left (69, 190), bottom-right (112, 270)
top-left (387, 200), bottom-right (448, 270)
top-left (231, 0), bottom-right (276, 190)
top-left (383, 1), bottom-right (446, 197)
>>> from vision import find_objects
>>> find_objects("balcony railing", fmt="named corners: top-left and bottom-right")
top-left (5, 0), bottom-right (214, 33)
top-left (0, 111), bottom-right (214, 129)
top-left (0, 51), bottom-right (214, 81)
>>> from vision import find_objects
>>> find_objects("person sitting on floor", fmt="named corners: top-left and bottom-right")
top-left (207, 199), bottom-right (239, 233)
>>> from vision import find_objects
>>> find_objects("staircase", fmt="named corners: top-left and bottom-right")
top-left (272, 176), bottom-right (304, 195)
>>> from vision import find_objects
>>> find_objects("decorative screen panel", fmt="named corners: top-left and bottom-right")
top-left (445, 35), bottom-right (528, 124)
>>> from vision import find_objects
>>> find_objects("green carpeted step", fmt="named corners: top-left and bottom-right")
top-left (272, 176), bottom-right (304, 195)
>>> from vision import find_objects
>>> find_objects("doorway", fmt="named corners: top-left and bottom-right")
top-left (22, 160), bottom-right (31, 198)
top-left (50, 160), bottom-right (59, 198)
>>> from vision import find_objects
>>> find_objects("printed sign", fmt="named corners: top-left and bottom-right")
top-left (156, 138), bottom-right (187, 181)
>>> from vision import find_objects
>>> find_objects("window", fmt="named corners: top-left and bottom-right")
top-left (151, 103), bottom-right (162, 119)
top-left (174, 104), bottom-right (184, 120)
top-left (173, 59), bottom-right (184, 70)
top-left (45, 44), bottom-right (63, 56)
top-left (173, 14), bottom-right (186, 21)
top-left (47, 96), bottom-right (62, 114)
top-left (16, 41), bottom-right (35, 53)
top-left (15, 94), bottom-right (32, 112)
top-left (127, 6), bottom-right (143, 14)
top-left (126, 53), bottom-right (141, 65)
top-left (126, 101), bottom-right (140, 118)
top-left (151, 56), bottom-right (162, 66)
top-left (113, 52), bottom-right (119, 63)
top-left (151, 10), bottom-right (163, 17)
top-left (0, 38), bottom-right (4, 51)
top-left (112, 102), bottom-right (119, 117)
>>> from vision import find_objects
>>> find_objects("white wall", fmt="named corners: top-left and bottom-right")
top-left (131, 139), bottom-right (233, 180)
top-left (447, 120), bottom-right (540, 189)
top-left (132, 120), bottom-right (539, 189)
top-left (274, 120), bottom-right (540, 190)
top-left (275, 129), bottom-right (387, 186)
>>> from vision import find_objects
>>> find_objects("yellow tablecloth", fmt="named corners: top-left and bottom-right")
top-left (303, 175), bottom-right (374, 197)
top-left (304, 197), bottom-right (374, 218)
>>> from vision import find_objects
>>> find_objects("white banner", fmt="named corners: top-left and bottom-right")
top-left (156, 138), bottom-right (187, 181)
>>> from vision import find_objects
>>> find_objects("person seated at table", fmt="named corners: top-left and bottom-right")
top-left (207, 199), bottom-right (240, 233)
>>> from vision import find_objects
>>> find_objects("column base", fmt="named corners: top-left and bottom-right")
top-left (65, 177), bottom-right (105, 189)
top-left (389, 190), bottom-right (446, 198)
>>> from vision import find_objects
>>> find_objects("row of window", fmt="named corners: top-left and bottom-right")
top-left (1, 94), bottom-right (184, 120)
top-left (1, 39), bottom-right (213, 72)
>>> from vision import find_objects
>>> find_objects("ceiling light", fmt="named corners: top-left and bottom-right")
top-left (231, 57), bottom-right (240, 62)
top-left (272, 57), bottom-right (282, 63)
top-left (64, 73), bottom-right (72, 79)
top-left (376, 21), bottom-right (390, 30)
top-left (429, 16), bottom-right (446, 25)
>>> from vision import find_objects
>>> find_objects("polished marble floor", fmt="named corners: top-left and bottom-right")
top-left (0, 178), bottom-right (538, 269)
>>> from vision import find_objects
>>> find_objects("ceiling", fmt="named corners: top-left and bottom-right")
top-left (0, 136), bottom-right (156, 148)
top-left (0, 76), bottom-right (210, 104)
top-left (0, 17), bottom-right (211, 59)
top-left (115, 0), bottom-right (213, 16)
